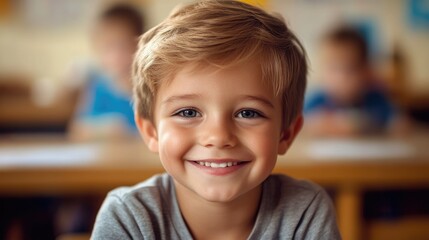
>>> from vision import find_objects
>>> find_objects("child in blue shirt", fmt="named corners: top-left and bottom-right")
top-left (70, 4), bottom-right (144, 140)
top-left (304, 26), bottom-right (397, 136)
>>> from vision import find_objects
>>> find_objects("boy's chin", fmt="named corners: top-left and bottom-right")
top-left (173, 177), bottom-right (263, 204)
top-left (194, 184), bottom-right (261, 204)
top-left (185, 183), bottom-right (248, 204)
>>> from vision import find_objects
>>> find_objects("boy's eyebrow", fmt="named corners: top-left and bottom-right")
top-left (241, 95), bottom-right (275, 109)
top-left (161, 94), bottom-right (275, 108)
top-left (161, 94), bottom-right (202, 105)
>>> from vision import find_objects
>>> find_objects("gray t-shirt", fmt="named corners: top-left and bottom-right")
top-left (91, 173), bottom-right (341, 239)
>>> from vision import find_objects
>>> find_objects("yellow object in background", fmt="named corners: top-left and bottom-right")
top-left (0, 0), bottom-right (10, 18)
top-left (239, 0), bottom-right (268, 8)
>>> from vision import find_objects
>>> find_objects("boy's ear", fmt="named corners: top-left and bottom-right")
top-left (135, 113), bottom-right (159, 153)
top-left (278, 114), bottom-right (304, 155)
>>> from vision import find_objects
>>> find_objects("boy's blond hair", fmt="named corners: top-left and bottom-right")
top-left (133, 0), bottom-right (307, 127)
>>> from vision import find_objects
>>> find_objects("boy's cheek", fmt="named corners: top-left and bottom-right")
top-left (241, 129), bottom-right (279, 161)
top-left (157, 123), bottom-right (194, 161)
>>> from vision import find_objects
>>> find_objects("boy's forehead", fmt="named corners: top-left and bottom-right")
top-left (155, 60), bottom-right (279, 99)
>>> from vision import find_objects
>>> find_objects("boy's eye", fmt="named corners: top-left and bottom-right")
top-left (236, 109), bottom-right (261, 119)
top-left (175, 109), bottom-right (201, 118)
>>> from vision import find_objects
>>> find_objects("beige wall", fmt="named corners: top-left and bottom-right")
top-left (0, 0), bottom-right (427, 94)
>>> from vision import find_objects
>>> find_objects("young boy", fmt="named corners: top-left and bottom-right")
top-left (69, 4), bottom-right (144, 140)
top-left (92, 1), bottom-right (340, 239)
top-left (304, 25), bottom-right (397, 136)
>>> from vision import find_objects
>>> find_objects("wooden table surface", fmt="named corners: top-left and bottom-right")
top-left (0, 133), bottom-right (428, 240)
top-left (1, 134), bottom-right (428, 194)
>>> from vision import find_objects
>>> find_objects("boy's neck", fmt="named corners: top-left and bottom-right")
top-left (174, 180), bottom-right (262, 240)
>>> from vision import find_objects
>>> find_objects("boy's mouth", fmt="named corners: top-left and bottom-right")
top-left (191, 160), bottom-right (247, 168)
top-left (187, 159), bottom-right (250, 175)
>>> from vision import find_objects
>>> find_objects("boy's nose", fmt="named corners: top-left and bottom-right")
top-left (199, 118), bottom-right (237, 149)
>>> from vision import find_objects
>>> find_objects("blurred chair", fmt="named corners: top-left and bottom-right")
top-left (0, 76), bottom-right (79, 134)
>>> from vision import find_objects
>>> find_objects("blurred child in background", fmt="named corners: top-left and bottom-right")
top-left (69, 4), bottom-right (144, 140)
top-left (56, 3), bottom-right (145, 237)
top-left (304, 25), bottom-right (404, 137)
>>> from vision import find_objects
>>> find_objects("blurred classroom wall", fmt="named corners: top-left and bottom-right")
top-left (0, 0), bottom-right (195, 133)
top-left (1, 0), bottom-right (428, 134)
top-left (0, 0), bottom-right (195, 89)
top-left (1, 0), bottom-right (428, 91)
top-left (273, 0), bottom-right (429, 94)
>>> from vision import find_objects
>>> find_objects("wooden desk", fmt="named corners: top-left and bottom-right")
top-left (1, 134), bottom-right (428, 240)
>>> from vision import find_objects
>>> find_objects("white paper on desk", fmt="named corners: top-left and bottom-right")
top-left (307, 139), bottom-right (415, 161)
top-left (0, 144), bottom-right (101, 167)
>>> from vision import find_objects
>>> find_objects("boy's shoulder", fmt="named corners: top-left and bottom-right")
top-left (264, 173), bottom-right (324, 196)
top-left (108, 173), bottom-right (172, 200)
top-left (105, 173), bottom-right (177, 217)
top-left (91, 173), bottom-right (190, 239)
top-left (262, 174), bottom-right (329, 214)
top-left (253, 174), bottom-right (340, 239)
top-left (267, 173), bottom-right (320, 187)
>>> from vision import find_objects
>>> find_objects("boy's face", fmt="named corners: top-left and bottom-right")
top-left (136, 60), bottom-right (301, 203)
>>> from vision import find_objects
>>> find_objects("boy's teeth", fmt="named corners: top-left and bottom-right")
top-left (197, 161), bottom-right (239, 168)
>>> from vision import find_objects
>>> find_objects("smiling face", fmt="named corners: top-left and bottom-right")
top-left (136, 60), bottom-right (301, 203)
